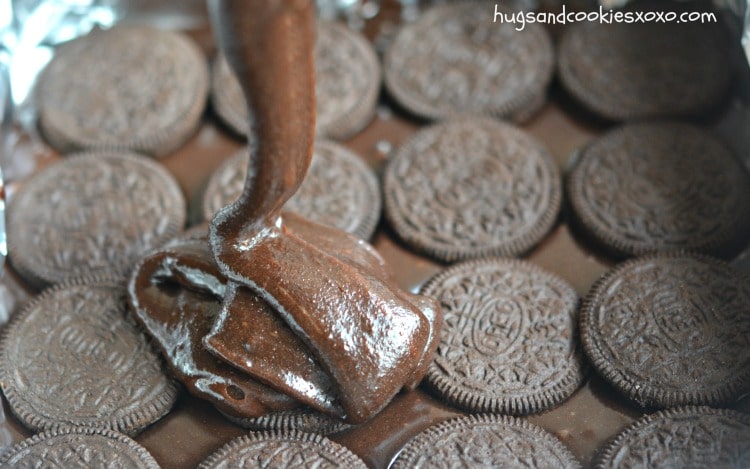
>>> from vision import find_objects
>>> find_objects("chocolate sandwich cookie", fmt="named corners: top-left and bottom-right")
top-left (222, 409), bottom-right (351, 435)
top-left (211, 54), bottom-right (256, 139)
top-left (391, 414), bottom-right (580, 468)
top-left (314, 20), bottom-right (380, 139)
top-left (202, 141), bottom-right (381, 239)
top-left (384, 118), bottom-right (561, 262)
top-left (7, 151), bottom-right (185, 288)
top-left (201, 147), bottom-right (253, 222)
top-left (211, 21), bottom-right (379, 140)
top-left (288, 141), bottom-right (381, 240)
top-left (384, 2), bottom-right (554, 122)
top-left (198, 430), bottom-right (367, 468)
top-left (37, 25), bottom-right (208, 157)
top-left (580, 253), bottom-right (750, 408)
top-left (593, 407), bottom-right (750, 468)
top-left (420, 259), bottom-right (585, 415)
top-left (558, 1), bottom-right (730, 121)
top-left (568, 122), bottom-right (750, 258)
top-left (0, 278), bottom-right (178, 435)
top-left (0, 426), bottom-right (160, 468)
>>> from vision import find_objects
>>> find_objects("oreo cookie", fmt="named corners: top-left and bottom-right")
top-left (37, 25), bottom-right (208, 157)
top-left (580, 253), bottom-right (750, 408)
top-left (313, 20), bottom-right (380, 139)
top-left (7, 151), bottom-right (185, 288)
top-left (0, 278), bottom-right (178, 435)
top-left (594, 407), bottom-right (750, 468)
top-left (558, 1), bottom-right (730, 121)
top-left (384, 2), bottom-right (554, 122)
top-left (420, 258), bottom-right (585, 415)
top-left (568, 122), bottom-right (750, 258)
top-left (211, 21), bottom-right (379, 140)
top-left (198, 430), bottom-right (367, 468)
top-left (202, 141), bottom-right (381, 239)
top-left (0, 426), bottom-right (160, 468)
top-left (384, 118), bottom-right (561, 262)
top-left (210, 54), bottom-right (255, 139)
top-left (391, 414), bottom-right (580, 468)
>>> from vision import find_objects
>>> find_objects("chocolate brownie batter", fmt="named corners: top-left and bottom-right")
top-left (129, 238), bottom-right (299, 419)
top-left (206, 0), bottom-right (440, 423)
top-left (130, 0), bottom-right (441, 426)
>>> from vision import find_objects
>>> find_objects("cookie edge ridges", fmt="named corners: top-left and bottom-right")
top-left (0, 275), bottom-right (179, 436)
top-left (591, 406), bottom-right (750, 469)
top-left (383, 118), bottom-right (562, 263)
top-left (579, 251), bottom-right (750, 408)
top-left (6, 151), bottom-right (186, 288)
top-left (196, 430), bottom-right (367, 469)
top-left (383, 1), bottom-right (555, 123)
top-left (391, 413), bottom-right (581, 469)
top-left (37, 25), bottom-right (208, 158)
top-left (419, 257), bottom-right (587, 415)
top-left (566, 122), bottom-right (750, 259)
top-left (0, 425), bottom-right (161, 468)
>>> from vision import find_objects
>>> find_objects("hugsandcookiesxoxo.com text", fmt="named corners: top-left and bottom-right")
top-left (493, 3), bottom-right (718, 31)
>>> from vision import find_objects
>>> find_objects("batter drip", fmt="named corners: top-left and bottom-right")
top-left (130, 0), bottom-right (441, 425)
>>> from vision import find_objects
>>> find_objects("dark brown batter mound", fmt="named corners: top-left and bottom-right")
top-left (129, 0), bottom-right (441, 425)
top-left (129, 238), bottom-right (299, 419)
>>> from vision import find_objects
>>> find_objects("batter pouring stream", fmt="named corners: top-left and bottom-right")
top-left (204, 0), bottom-right (441, 423)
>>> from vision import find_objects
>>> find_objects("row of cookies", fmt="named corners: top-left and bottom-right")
top-left (389, 406), bottom-right (750, 467)
top-left (33, 20), bottom-right (380, 159)
top-left (35, 1), bottom-right (733, 161)
top-left (3, 407), bottom-right (746, 467)
top-left (386, 250), bottom-right (749, 466)
top-left (384, 1), bottom-right (732, 122)
top-left (201, 118), bottom-right (749, 262)
top-left (2, 248), bottom-right (747, 465)
top-left (416, 251), bottom-right (749, 411)
top-left (10, 115), bottom-right (747, 293)
top-left (0, 425), bottom-right (371, 467)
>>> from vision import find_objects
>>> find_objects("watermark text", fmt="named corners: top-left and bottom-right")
top-left (493, 4), bottom-right (718, 31)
